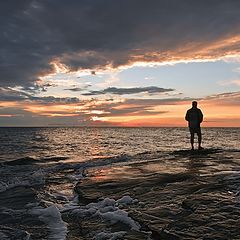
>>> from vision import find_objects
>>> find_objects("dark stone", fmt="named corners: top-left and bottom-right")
top-left (0, 186), bottom-right (37, 210)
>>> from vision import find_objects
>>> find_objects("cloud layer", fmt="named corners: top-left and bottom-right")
top-left (81, 86), bottom-right (174, 96)
top-left (1, 0), bottom-right (240, 88)
top-left (1, 88), bottom-right (240, 126)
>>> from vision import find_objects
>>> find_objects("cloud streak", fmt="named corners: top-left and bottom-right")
top-left (81, 86), bottom-right (174, 96)
top-left (0, 87), bottom-right (80, 103)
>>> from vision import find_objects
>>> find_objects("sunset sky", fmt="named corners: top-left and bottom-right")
top-left (0, 0), bottom-right (240, 127)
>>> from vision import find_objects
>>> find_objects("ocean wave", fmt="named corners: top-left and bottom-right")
top-left (0, 169), bottom-right (45, 193)
top-left (3, 156), bottom-right (70, 166)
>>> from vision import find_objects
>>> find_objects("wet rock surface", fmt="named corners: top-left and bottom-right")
top-left (76, 149), bottom-right (240, 239)
top-left (0, 148), bottom-right (240, 239)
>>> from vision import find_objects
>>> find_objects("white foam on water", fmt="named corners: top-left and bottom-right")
top-left (97, 209), bottom-right (140, 230)
top-left (93, 196), bottom-right (140, 230)
top-left (65, 195), bottom-right (141, 234)
top-left (0, 154), bottom-right (141, 239)
top-left (94, 231), bottom-right (126, 240)
top-left (30, 205), bottom-right (68, 240)
top-left (116, 195), bottom-right (138, 206)
top-left (87, 197), bottom-right (116, 209)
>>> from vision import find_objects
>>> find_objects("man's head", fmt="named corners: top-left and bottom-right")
top-left (192, 101), bottom-right (197, 108)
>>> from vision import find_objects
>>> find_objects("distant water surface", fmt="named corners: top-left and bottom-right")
top-left (0, 127), bottom-right (239, 162)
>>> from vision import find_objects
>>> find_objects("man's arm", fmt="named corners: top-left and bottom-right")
top-left (185, 110), bottom-right (189, 122)
top-left (198, 109), bottom-right (203, 123)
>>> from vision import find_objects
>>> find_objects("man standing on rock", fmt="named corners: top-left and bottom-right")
top-left (185, 101), bottom-right (203, 150)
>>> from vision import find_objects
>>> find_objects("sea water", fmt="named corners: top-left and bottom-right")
top-left (0, 127), bottom-right (239, 162)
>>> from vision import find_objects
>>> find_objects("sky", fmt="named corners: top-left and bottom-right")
top-left (0, 0), bottom-right (240, 127)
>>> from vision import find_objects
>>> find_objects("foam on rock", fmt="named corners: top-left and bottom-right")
top-left (31, 205), bottom-right (68, 240)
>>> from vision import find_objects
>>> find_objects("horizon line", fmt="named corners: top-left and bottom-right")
top-left (0, 126), bottom-right (239, 128)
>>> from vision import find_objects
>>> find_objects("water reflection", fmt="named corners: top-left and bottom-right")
top-left (0, 127), bottom-right (239, 162)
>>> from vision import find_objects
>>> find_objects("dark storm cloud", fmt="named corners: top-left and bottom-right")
top-left (82, 86), bottom-right (174, 96)
top-left (1, 0), bottom-right (240, 88)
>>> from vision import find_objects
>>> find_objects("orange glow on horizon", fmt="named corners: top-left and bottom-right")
top-left (0, 93), bottom-right (240, 127)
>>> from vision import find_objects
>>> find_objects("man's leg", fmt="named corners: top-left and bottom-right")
top-left (197, 129), bottom-right (202, 149)
top-left (190, 131), bottom-right (195, 150)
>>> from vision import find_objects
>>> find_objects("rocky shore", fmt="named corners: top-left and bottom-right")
top-left (0, 148), bottom-right (240, 239)
top-left (74, 149), bottom-right (240, 239)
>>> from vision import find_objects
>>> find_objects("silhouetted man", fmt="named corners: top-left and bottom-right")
top-left (185, 101), bottom-right (203, 150)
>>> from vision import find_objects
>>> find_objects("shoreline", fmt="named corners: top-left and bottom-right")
top-left (0, 148), bottom-right (240, 239)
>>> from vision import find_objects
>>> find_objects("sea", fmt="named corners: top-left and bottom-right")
top-left (0, 127), bottom-right (239, 239)
top-left (0, 127), bottom-right (239, 162)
